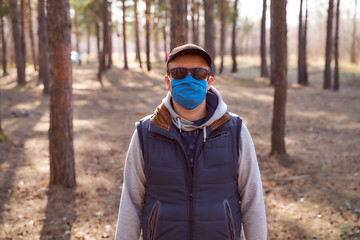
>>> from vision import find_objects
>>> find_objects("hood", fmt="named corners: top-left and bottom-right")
top-left (162, 86), bottom-right (228, 132)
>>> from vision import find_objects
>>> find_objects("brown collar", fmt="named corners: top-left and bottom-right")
top-left (150, 103), bottom-right (230, 132)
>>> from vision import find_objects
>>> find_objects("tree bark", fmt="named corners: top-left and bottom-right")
top-left (350, 0), bottom-right (358, 63)
top-left (170, 0), bottom-right (187, 49)
top-left (95, 0), bottom-right (102, 84)
top-left (101, 0), bottom-right (109, 72)
top-left (302, 0), bottom-right (309, 85)
top-left (324, 0), bottom-right (334, 89)
top-left (270, 0), bottom-right (288, 155)
top-left (27, 0), bottom-right (37, 71)
top-left (20, 0), bottom-right (26, 74)
top-left (47, 0), bottom-right (76, 188)
top-left (38, 0), bottom-right (50, 94)
top-left (297, 0), bottom-right (304, 85)
top-left (0, 0), bottom-right (7, 76)
top-left (122, 0), bottom-right (128, 70)
top-left (10, 0), bottom-right (25, 85)
top-left (219, 0), bottom-right (227, 74)
top-left (333, 0), bottom-right (340, 91)
top-left (231, 0), bottom-right (238, 73)
top-left (145, 0), bottom-right (151, 71)
top-left (269, 0), bottom-right (275, 85)
top-left (260, 0), bottom-right (268, 77)
top-left (176, 0), bottom-right (187, 47)
top-left (107, 1), bottom-right (112, 69)
top-left (204, 0), bottom-right (215, 72)
top-left (191, 0), bottom-right (199, 45)
top-left (134, 0), bottom-right (142, 68)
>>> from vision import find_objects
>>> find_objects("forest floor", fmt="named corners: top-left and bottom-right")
top-left (0, 57), bottom-right (360, 240)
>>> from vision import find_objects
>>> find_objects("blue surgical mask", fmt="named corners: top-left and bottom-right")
top-left (170, 74), bottom-right (208, 110)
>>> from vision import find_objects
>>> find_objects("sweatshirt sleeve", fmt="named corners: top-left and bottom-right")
top-left (115, 129), bottom-right (146, 240)
top-left (238, 123), bottom-right (267, 240)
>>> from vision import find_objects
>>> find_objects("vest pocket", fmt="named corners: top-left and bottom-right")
top-left (148, 201), bottom-right (161, 240)
top-left (224, 200), bottom-right (235, 240)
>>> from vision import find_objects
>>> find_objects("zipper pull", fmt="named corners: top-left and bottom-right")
top-left (189, 193), bottom-right (193, 201)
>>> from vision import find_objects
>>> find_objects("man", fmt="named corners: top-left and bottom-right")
top-left (115, 44), bottom-right (267, 240)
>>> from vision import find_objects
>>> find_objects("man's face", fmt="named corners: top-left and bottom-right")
top-left (165, 54), bottom-right (213, 91)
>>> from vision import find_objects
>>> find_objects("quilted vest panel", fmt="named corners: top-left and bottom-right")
top-left (137, 113), bottom-right (242, 240)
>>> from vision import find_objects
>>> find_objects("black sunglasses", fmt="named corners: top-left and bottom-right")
top-left (168, 67), bottom-right (211, 80)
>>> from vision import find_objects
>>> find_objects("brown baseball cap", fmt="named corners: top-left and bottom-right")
top-left (166, 43), bottom-right (212, 69)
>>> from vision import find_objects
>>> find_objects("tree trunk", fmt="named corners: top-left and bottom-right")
top-left (269, 0), bottom-right (275, 85)
top-left (134, 0), bottom-right (142, 68)
top-left (95, 0), bottom-right (102, 84)
top-left (191, 0), bottom-right (199, 45)
top-left (175, 0), bottom-right (187, 47)
top-left (195, 1), bottom-right (200, 45)
top-left (270, 0), bottom-right (288, 155)
top-left (350, 0), bottom-right (358, 63)
top-left (0, 0), bottom-right (7, 76)
top-left (231, 0), bottom-right (238, 73)
top-left (297, 0), bottom-right (304, 85)
top-left (170, 0), bottom-right (187, 49)
top-left (10, 0), bottom-right (25, 85)
top-left (38, 0), bottom-right (50, 94)
top-left (191, 0), bottom-right (195, 44)
top-left (260, 0), bottom-right (268, 77)
top-left (145, 0), bottom-right (151, 71)
top-left (47, 0), bottom-right (76, 188)
top-left (219, 0), bottom-right (227, 74)
top-left (27, 0), bottom-right (37, 71)
top-left (333, 0), bottom-right (340, 91)
top-left (324, 0), bottom-right (334, 89)
top-left (107, 1), bottom-right (112, 69)
top-left (20, 0), bottom-right (26, 74)
top-left (204, 0), bottom-right (215, 72)
top-left (122, 0), bottom-right (128, 70)
top-left (72, 0), bottom-right (79, 53)
top-left (302, 0), bottom-right (309, 85)
top-left (101, 0), bottom-right (109, 72)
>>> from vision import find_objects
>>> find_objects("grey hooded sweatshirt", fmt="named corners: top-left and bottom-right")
top-left (115, 86), bottom-right (267, 240)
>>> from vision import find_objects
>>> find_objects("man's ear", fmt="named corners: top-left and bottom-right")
top-left (164, 75), bottom-right (171, 90)
top-left (207, 76), bottom-right (214, 91)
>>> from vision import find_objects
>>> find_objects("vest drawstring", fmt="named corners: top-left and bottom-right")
top-left (177, 117), bottom-right (182, 132)
top-left (203, 126), bottom-right (207, 142)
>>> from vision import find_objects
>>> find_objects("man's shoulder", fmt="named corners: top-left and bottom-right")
top-left (136, 114), bottom-right (153, 127)
top-left (226, 111), bottom-right (242, 120)
top-left (224, 112), bottom-right (243, 127)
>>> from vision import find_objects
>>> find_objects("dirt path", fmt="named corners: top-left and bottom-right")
top-left (1, 61), bottom-right (359, 239)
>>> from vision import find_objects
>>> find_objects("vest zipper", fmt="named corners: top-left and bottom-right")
top-left (224, 200), bottom-right (235, 240)
top-left (148, 201), bottom-right (160, 240)
top-left (189, 133), bottom-right (206, 240)
top-left (189, 192), bottom-right (193, 240)
top-left (189, 129), bottom-right (229, 239)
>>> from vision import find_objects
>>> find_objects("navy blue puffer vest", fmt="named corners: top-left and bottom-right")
top-left (137, 111), bottom-right (242, 240)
